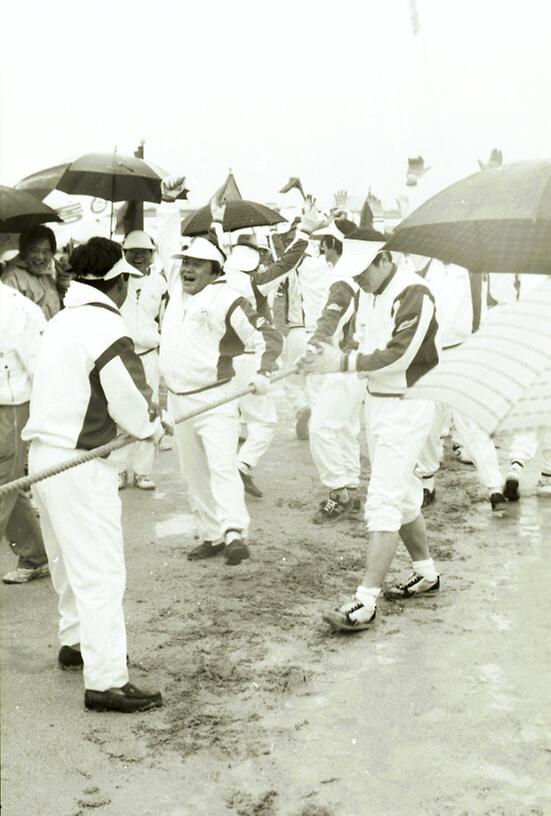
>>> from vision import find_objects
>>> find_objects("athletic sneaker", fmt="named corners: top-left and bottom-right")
top-left (503, 462), bottom-right (523, 501)
top-left (536, 474), bottom-right (551, 496)
top-left (2, 563), bottom-right (50, 584)
top-left (224, 538), bottom-right (250, 566)
top-left (118, 471), bottom-right (127, 490)
top-left (295, 407), bottom-right (311, 441)
top-left (323, 597), bottom-right (377, 632)
top-left (134, 474), bottom-right (156, 490)
top-left (384, 573), bottom-right (440, 600)
top-left (313, 491), bottom-right (354, 524)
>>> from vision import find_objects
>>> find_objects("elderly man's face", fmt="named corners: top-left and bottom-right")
top-left (124, 248), bottom-right (153, 275)
top-left (24, 239), bottom-right (53, 276)
top-left (355, 254), bottom-right (392, 293)
top-left (180, 257), bottom-right (217, 295)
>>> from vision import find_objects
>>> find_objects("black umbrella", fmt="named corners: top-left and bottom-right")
top-left (182, 200), bottom-right (286, 236)
top-left (0, 186), bottom-right (62, 233)
top-left (386, 160), bottom-right (551, 274)
top-left (15, 153), bottom-right (189, 204)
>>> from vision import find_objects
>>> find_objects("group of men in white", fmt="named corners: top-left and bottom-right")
top-left (1, 171), bottom-right (550, 713)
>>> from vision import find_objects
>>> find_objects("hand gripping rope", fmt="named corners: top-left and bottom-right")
top-left (0, 366), bottom-right (299, 499)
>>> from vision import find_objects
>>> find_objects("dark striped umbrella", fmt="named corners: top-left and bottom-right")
top-left (386, 160), bottom-right (551, 274)
top-left (0, 186), bottom-right (62, 233)
top-left (182, 200), bottom-right (286, 236)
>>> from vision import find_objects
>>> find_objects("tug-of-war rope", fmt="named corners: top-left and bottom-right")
top-left (0, 366), bottom-right (299, 499)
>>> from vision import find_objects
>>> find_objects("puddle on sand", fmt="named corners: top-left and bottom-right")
top-left (155, 513), bottom-right (198, 538)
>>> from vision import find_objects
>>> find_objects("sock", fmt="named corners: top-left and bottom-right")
top-left (422, 475), bottom-right (435, 492)
top-left (224, 530), bottom-right (242, 546)
top-left (355, 585), bottom-right (381, 608)
top-left (508, 461), bottom-right (523, 475)
top-left (412, 559), bottom-right (438, 582)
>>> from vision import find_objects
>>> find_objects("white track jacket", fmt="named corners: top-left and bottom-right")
top-left (160, 277), bottom-right (283, 396)
top-left (0, 282), bottom-right (46, 405)
top-left (22, 282), bottom-right (159, 450)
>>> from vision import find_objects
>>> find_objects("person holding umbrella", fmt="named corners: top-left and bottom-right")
top-left (22, 237), bottom-right (165, 712)
top-left (2, 226), bottom-right (71, 319)
top-left (300, 231), bottom-right (440, 632)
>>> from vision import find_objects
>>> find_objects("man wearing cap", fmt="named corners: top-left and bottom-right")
top-left (306, 220), bottom-right (368, 523)
top-left (224, 228), bottom-right (313, 498)
top-left (22, 237), bottom-right (165, 712)
top-left (301, 230), bottom-right (441, 632)
top-left (160, 234), bottom-right (283, 566)
top-left (110, 230), bottom-right (168, 490)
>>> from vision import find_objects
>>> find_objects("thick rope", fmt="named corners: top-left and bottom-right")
top-left (0, 365), bottom-right (299, 499)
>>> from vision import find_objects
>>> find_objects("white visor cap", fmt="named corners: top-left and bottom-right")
top-left (122, 230), bottom-right (156, 251)
top-left (77, 256), bottom-right (143, 282)
top-left (225, 244), bottom-right (260, 273)
top-left (333, 238), bottom-right (386, 279)
top-left (173, 236), bottom-right (225, 265)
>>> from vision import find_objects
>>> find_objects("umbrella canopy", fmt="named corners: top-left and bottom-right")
top-left (386, 160), bottom-right (551, 274)
top-left (405, 278), bottom-right (551, 434)
top-left (0, 186), bottom-right (62, 233)
top-left (15, 153), bottom-right (188, 205)
top-left (182, 200), bottom-right (286, 236)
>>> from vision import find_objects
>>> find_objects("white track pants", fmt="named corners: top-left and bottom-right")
top-left (309, 373), bottom-right (366, 489)
top-left (509, 430), bottom-right (551, 473)
top-left (29, 441), bottom-right (128, 692)
top-left (417, 403), bottom-right (502, 493)
top-left (234, 355), bottom-right (277, 470)
top-left (365, 396), bottom-right (434, 532)
top-left (282, 327), bottom-right (310, 414)
top-left (168, 392), bottom-right (249, 542)
top-left (109, 350), bottom-right (159, 477)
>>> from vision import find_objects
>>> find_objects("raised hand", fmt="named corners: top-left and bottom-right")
top-left (406, 156), bottom-right (431, 187)
top-left (161, 175), bottom-right (187, 201)
top-left (477, 148), bottom-right (503, 171)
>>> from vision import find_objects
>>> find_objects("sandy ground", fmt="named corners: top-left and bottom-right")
top-left (1, 392), bottom-right (551, 816)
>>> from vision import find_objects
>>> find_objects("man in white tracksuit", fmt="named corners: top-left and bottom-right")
top-left (22, 237), bottom-right (164, 713)
top-left (224, 230), bottom-right (312, 498)
top-left (160, 236), bottom-right (283, 566)
top-left (0, 282), bottom-right (49, 585)
top-left (413, 259), bottom-right (506, 511)
top-left (306, 227), bottom-right (368, 523)
top-left (301, 231), bottom-right (441, 633)
top-left (109, 230), bottom-right (168, 490)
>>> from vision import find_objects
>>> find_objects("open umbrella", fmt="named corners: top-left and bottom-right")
top-left (405, 278), bottom-right (551, 434)
top-left (0, 186), bottom-right (62, 233)
top-left (182, 200), bottom-right (286, 237)
top-left (386, 160), bottom-right (551, 274)
top-left (15, 153), bottom-right (189, 204)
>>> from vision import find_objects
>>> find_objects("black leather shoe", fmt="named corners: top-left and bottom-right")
top-left (58, 645), bottom-right (84, 670)
top-left (85, 682), bottom-right (162, 713)
top-left (187, 540), bottom-right (225, 561)
top-left (224, 539), bottom-right (250, 566)
top-left (239, 469), bottom-right (263, 498)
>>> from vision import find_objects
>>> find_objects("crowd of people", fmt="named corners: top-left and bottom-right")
top-left (1, 159), bottom-right (550, 714)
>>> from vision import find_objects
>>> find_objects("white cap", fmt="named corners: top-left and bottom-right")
top-left (173, 236), bottom-right (225, 265)
top-left (225, 244), bottom-right (260, 273)
top-left (122, 231), bottom-right (156, 251)
top-left (77, 256), bottom-right (142, 282)
top-left (312, 221), bottom-right (345, 241)
top-left (333, 237), bottom-right (386, 279)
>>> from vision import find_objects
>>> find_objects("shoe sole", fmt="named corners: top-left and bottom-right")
top-left (85, 698), bottom-right (162, 713)
top-left (503, 478), bottom-right (520, 501)
top-left (323, 611), bottom-right (375, 632)
top-left (384, 584), bottom-right (440, 601)
top-left (59, 662), bottom-right (83, 672)
top-left (2, 571), bottom-right (49, 584)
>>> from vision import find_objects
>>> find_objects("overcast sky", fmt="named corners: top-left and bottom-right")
top-left (1, 0), bottom-right (550, 209)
